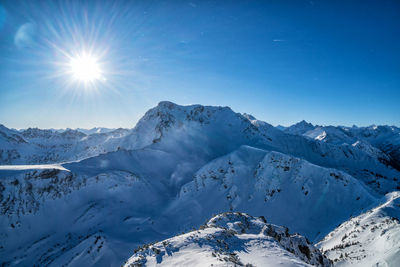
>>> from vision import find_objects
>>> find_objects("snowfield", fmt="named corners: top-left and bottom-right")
top-left (0, 101), bottom-right (399, 266)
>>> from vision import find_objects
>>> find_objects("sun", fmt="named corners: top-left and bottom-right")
top-left (69, 53), bottom-right (102, 83)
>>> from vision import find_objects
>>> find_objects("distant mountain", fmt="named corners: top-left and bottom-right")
top-left (281, 122), bottom-right (400, 171)
top-left (0, 125), bottom-right (131, 164)
top-left (284, 120), bottom-right (315, 135)
top-left (0, 101), bottom-right (399, 266)
top-left (75, 127), bottom-right (116, 135)
top-left (275, 124), bottom-right (287, 131)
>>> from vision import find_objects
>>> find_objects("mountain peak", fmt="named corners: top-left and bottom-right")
top-left (156, 100), bottom-right (179, 110)
top-left (284, 120), bottom-right (315, 135)
top-left (297, 120), bottom-right (313, 127)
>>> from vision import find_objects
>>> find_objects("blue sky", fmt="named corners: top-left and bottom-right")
top-left (0, 0), bottom-right (399, 129)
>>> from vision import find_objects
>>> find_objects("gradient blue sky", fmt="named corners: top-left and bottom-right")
top-left (0, 0), bottom-right (399, 129)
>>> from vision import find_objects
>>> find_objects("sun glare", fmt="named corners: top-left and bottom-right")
top-left (69, 53), bottom-right (102, 83)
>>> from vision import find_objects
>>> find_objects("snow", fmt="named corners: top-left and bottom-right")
top-left (284, 120), bottom-right (315, 135)
top-left (0, 164), bottom-right (69, 171)
top-left (75, 127), bottom-right (116, 135)
top-left (124, 213), bottom-right (331, 267)
top-left (0, 125), bottom-right (131, 165)
top-left (0, 101), bottom-right (399, 266)
top-left (168, 146), bottom-right (377, 241)
top-left (318, 192), bottom-right (400, 266)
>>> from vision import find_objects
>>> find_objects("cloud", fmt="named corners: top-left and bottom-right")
top-left (14, 22), bottom-right (37, 49)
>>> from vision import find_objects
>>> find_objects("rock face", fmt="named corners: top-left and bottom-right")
top-left (125, 212), bottom-right (332, 267)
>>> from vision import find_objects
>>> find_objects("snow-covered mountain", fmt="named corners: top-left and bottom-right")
top-left (166, 146), bottom-right (376, 241)
top-left (2, 102), bottom-right (399, 193)
top-left (0, 125), bottom-right (131, 164)
top-left (125, 212), bottom-right (332, 267)
top-left (0, 101), bottom-right (399, 266)
top-left (283, 120), bottom-right (315, 135)
top-left (75, 127), bottom-right (116, 135)
top-left (281, 122), bottom-right (400, 172)
top-left (122, 101), bottom-right (400, 194)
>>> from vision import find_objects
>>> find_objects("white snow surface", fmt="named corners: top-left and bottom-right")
top-left (0, 101), bottom-right (400, 266)
top-left (125, 213), bottom-right (331, 267)
top-left (168, 146), bottom-right (376, 241)
top-left (0, 164), bottom-right (68, 171)
top-left (318, 192), bottom-right (400, 267)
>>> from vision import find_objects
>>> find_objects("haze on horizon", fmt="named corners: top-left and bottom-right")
top-left (0, 0), bottom-right (399, 129)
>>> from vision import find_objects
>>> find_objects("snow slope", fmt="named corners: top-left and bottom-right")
top-left (125, 213), bottom-right (332, 267)
top-left (318, 192), bottom-right (400, 266)
top-left (166, 146), bottom-right (376, 242)
top-left (0, 164), bottom-right (167, 266)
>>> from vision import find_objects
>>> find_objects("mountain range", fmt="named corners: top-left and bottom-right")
top-left (0, 101), bottom-right (399, 266)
